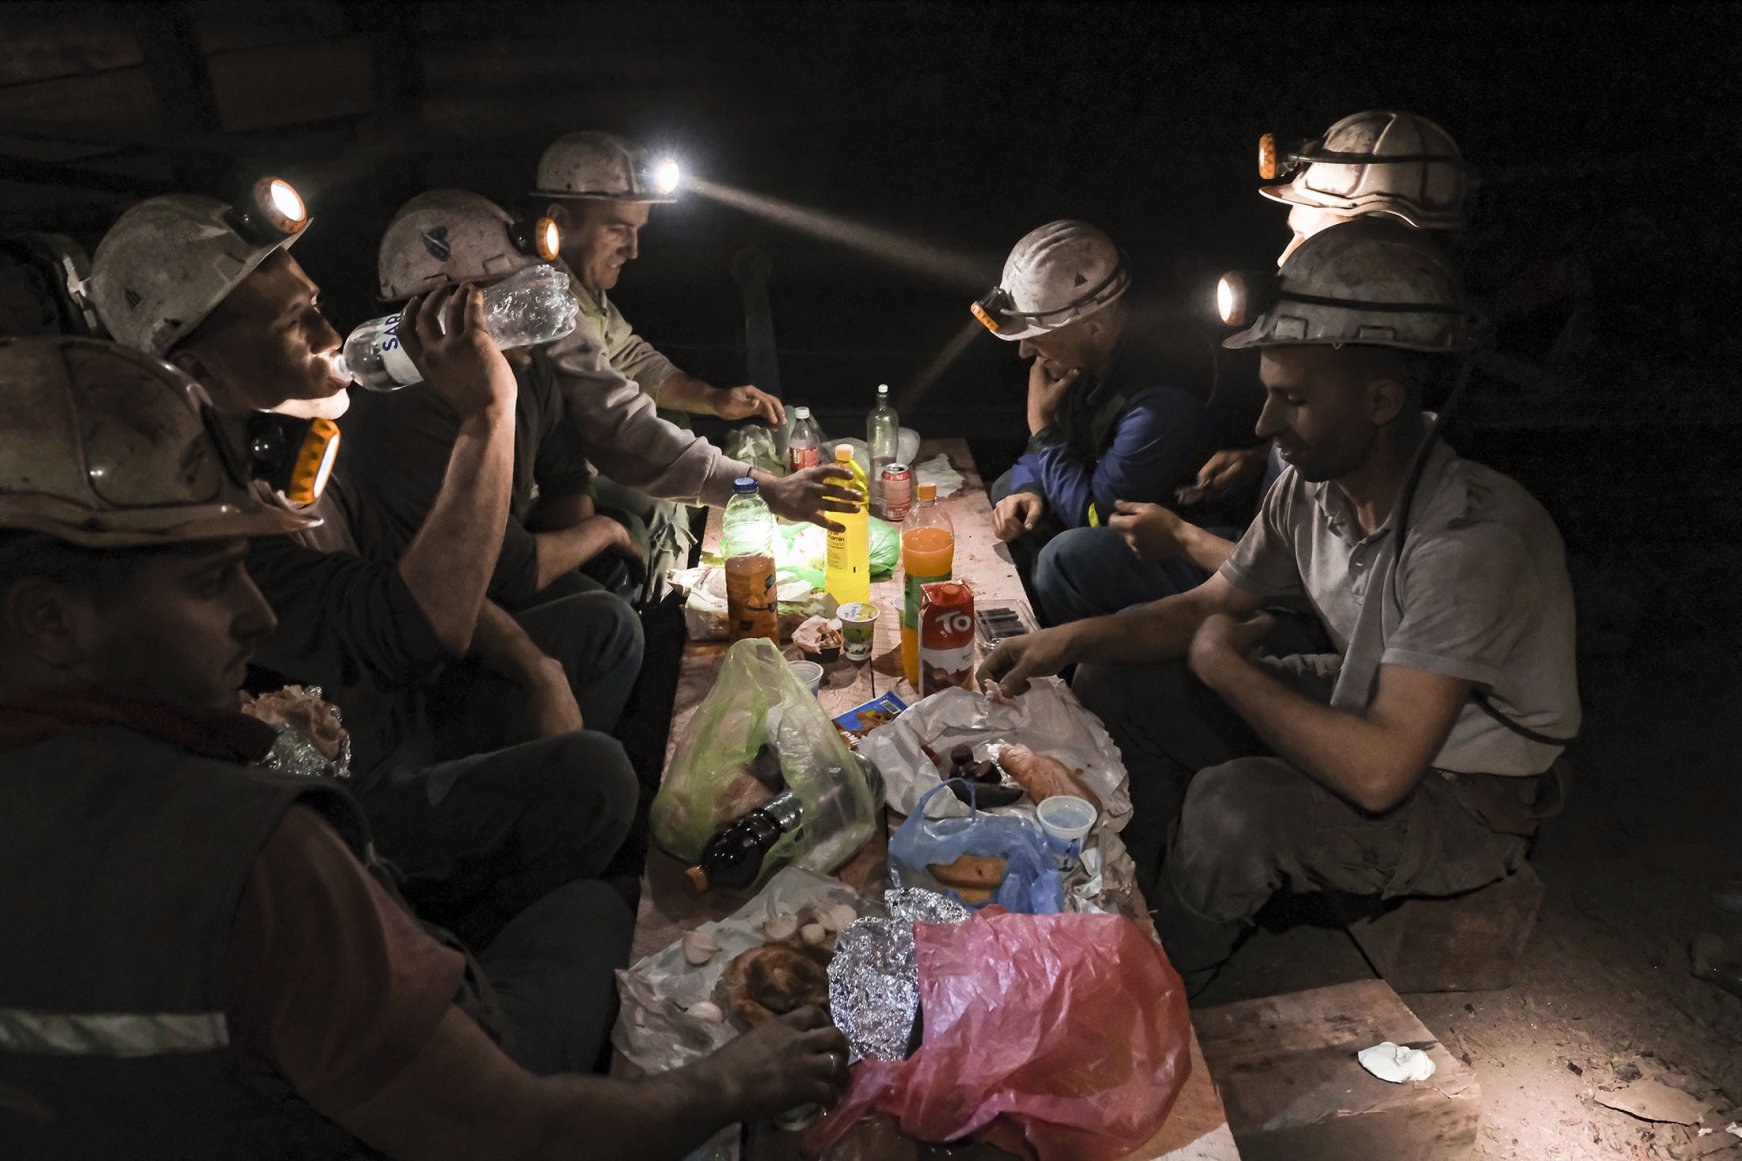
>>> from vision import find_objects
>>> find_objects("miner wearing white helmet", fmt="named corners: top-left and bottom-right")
top-left (348, 189), bottom-right (646, 611)
top-left (532, 132), bottom-right (856, 573)
top-left (0, 335), bottom-right (850, 1157)
top-left (88, 187), bottom-right (647, 1002)
top-left (1112, 111), bottom-right (1472, 588)
top-left (972, 219), bottom-right (1217, 623)
top-left (983, 220), bottom-right (1578, 986)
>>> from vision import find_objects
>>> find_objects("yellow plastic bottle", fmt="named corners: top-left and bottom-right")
top-left (824, 444), bottom-right (871, 606)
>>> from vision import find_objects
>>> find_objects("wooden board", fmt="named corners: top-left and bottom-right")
top-left (628, 438), bottom-right (1237, 1161)
top-left (1192, 979), bottom-right (1480, 1161)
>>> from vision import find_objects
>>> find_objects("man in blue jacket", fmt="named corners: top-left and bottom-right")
top-left (975, 220), bottom-right (1217, 624)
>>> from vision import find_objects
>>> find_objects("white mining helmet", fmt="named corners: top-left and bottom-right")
top-left (1218, 217), bottom-right (1478, 354)
top-left (1258, 111), bottom-right (1465, 232)
top-left (0, 336), bottom-right (317, 547)
top-left (377, 189), bottom-right (561, 303)
top-left (89, 178), bottom-right (310, 355)
top-left (531, 131), bottom-right (681, 202)
top-left (970, 219), bottom-right (1131, 341)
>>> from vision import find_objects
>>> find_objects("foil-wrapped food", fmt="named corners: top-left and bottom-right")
top-left (827, 888), bottom-right (969, 1062)
top-left (241, 684), bottom-right (352, 779)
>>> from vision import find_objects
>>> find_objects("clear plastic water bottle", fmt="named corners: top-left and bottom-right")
top-left (335, 264), bottom-right (581, 392)
top-left (787, 405), bottom-right (823, 473)
top-left (722, 478), bottom-right (778, 643)
top-left (866, 383), bottom-right (899, 517)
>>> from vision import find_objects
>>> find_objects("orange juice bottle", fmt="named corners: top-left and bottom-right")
top-left (900, 482), bottom-right (954, 687)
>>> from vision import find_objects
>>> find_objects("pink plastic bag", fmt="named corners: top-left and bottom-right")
top-left (806, 908), bottom-right (1191, 1160)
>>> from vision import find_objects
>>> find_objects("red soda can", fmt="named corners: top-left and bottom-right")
top-left (880, 462), bottom-right (913, 520)
top-left (918, 581), bottom-right (975, 696)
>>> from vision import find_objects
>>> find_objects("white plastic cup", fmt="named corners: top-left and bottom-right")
top-left (1035, 794), bottom-right (1097, 857)
top-left (789, 659), bottom-right (824, 696)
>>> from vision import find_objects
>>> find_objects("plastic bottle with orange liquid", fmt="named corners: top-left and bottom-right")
top-left (900, 482), bottom-right (954, 687)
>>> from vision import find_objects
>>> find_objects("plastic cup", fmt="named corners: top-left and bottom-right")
top-left (837, 602), bottom-right (879, 661)
top-left (1035, 794), bottom-right (1097, 859)
top-left (789, 659), bottom-right (824, 696)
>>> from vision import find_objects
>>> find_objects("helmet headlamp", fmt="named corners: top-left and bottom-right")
top-left (649, 157), bottom-right (682, 197)
top-left (249, 413), bottom-right (340, 506)
top-left (970, 286), bottom-right (1013, 334)
top-left (968, 257), bottom-right (1130, 336)
top-left (208, 409), bottom-right (339, 506)
top-left (1257, 130), bottom-right (1465, 182)
top-left (510, 215), bottom-right (563, 261)
top-left (1215, 271), bottom-right (1265, 327)
top-left (229, 177), bottom-right (309, 246)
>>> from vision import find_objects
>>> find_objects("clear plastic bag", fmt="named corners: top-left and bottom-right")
top-left (807, 909), bottom-right (1193, 1160)
top-left (723, 425), bottom-right (784, 476)
top-left (650, 638), bottom-right (877, 888)
top-left (888, 782), bottom-right (1063, 914)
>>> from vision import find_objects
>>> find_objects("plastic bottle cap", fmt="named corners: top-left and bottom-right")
top-left (794, 405), bottom-right (810, 418)
top-left (877, 383), bottom-right (889, 396)
top-left (732, 476), bottom-right (759, 495)
top-left (684, 866), bottom-right (709, 893)
top-left (918, 482), bottom-right (937, 501)
top-left (835, 445), bottom-right (854, 461)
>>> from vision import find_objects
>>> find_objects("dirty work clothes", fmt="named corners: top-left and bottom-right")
top-left (570, 276), bottom-right (680, 401)
top-left (425, 585), bottom-right (645, 755)
top-left (1221, 437), bottom-right (1580, 775)
top-left (1005, 384), bottom-right (1212, 530)
top-left (360, 728), bottom-right (638, 953)
top-left (477, 879), bottom-right (634, 1075)
top-left (245, 473), bottom-right (451, 781)
top-left (0, 694), bottom-right (458, 1158)
top-left (343, 357), bottom-right (597, 611)
top-left (1003, 322), bottom-right (1214, 530)
top-left (1030, 524), bottom-right (1243, 624)
top-left (1073, 657), bottom-right (1533, 976)
top-left (544, 270), bottom-right (751, 510)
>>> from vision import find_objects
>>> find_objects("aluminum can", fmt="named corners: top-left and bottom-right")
top-left (918, 581), bottom-right (975, 696)
top-left (880, 462), bottom-right (913, 520)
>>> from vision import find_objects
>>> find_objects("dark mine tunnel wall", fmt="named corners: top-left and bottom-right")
top-left (1, 1), bottom-right (1735, 455)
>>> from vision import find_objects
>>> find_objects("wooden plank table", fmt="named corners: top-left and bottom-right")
top-left (628, 438), bottom-right (1238, 1161)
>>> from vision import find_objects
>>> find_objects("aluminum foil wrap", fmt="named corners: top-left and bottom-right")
top-left (244, 685), bottom-right (353, 779)
top-left (828, 888), bottom-right (970, 1062)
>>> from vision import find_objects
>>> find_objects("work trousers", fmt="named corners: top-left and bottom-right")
top-left (1073, 653), bottom-right (1529, 976)
top-left (479, 878), bottom-right (635, 1076)
top-left (430, 587), bottom-right (645, 750)
top-left (363, 729), bottom-right (639, 951)
top-left (1031, 525), bottom-right (1231, 624)
top-left (593, 475), bottom-right (698, 601)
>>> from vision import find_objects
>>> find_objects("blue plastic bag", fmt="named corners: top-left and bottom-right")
top-left (889, 781), bottom-right (1063, 914)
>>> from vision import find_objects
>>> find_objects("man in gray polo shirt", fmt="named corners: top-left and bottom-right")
top-left (980, 219), bottom-right (1579, 981)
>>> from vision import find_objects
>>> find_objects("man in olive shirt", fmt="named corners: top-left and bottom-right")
top-left (532, 131), bottom-right (857, 579)
top-left (982, 221), bottom-right (1578, 981)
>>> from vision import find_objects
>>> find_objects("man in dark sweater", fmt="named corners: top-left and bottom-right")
top-left (0, 335), bottom-right (849, 1160)
top-left (87, 188), bottom-right (642, 948)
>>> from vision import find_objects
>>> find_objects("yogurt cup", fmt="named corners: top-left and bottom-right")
top-left (789, 659), bottom-right (824, 696)
top-left (1035, 794), bottom-right (1097, 858)
top-left (837, 602), bottom-right (879, 661)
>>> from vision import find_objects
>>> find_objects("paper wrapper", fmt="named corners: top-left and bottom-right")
top-left (612, 867), bottom-right (869, 1074)
top-left (856, 683), bottom-right (1139, 913)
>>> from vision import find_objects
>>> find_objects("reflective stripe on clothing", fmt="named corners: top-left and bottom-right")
top-left (0, 1008), bottom-right (228, 1056)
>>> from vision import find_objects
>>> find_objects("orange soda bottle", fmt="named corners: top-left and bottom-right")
top-left (900, 482), bottom-right (954, 687)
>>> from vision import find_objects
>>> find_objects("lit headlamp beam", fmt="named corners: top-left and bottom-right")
top-left (652, 157), bottom-right (682, 196)
top-left (686, 176), bottom-right (996, 290)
